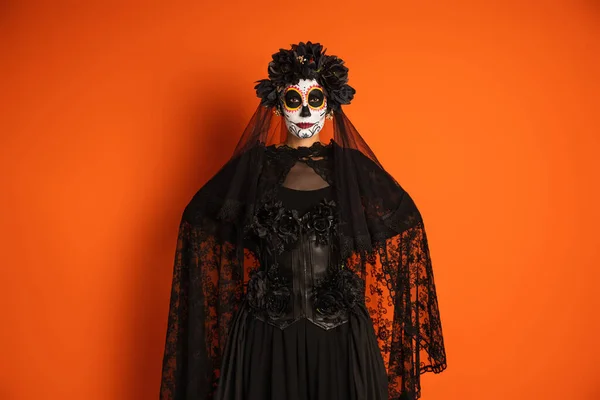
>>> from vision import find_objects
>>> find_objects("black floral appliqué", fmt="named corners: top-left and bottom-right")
top-left (252, 200), bottom-right (284, 239)
top-left (303, 199), bottom-right (337, 245)
top-left (265, 286), bottom-right (291, 319)
top-left (247, 270), bottom-right (268, 309)
top-left (247, 263), bottom-right (292, 320)
top-left (277, 209), bottom-right (301, 245)
top-left (248, 198), bottom-right (338, 253)
top-left (314, 264), bottom-right (364, 319)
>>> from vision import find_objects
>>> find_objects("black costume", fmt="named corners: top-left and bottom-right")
top-left (160, 42), bottom-right (447, 400)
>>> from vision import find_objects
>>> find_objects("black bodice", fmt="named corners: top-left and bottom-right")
top-left (244, 185), bottom-right (364, 330)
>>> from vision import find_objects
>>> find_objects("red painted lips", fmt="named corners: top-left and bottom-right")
top-left (295, 122), bottom-right (315, 129)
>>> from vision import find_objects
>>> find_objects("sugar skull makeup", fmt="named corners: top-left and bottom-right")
top-left (280, 79), bottom-right (328, 139)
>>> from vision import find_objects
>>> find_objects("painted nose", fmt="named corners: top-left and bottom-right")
top-left (300, 105), bottom-right (311, 118)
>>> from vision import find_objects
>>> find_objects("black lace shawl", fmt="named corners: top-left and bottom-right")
top-left (159, 105), bottom-right (447, 400)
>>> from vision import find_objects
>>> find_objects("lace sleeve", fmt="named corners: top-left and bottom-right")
top-left (364, 219), bottom-right (447, 400)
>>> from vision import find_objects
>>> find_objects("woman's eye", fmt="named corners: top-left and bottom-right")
top-left (284, 90), bottom-right (303, 108)
top-left (307, 89), bottom-right (324, 107)
top-left (309, 97), bottom-right (323, 105)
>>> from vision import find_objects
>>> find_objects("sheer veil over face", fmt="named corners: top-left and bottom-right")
top-left (281, 78), bottom-right (328, 139)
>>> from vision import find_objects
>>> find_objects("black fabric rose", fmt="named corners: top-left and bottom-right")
top-left (335, 268), bottom-right (364, 308)
top-left (254, 79), bottom-right (279, 108)
top-left (265, 286), bottom-right (291, 319)
top-left (247, 270), bottom-right (267, 310)
top-left (305, 199), bottom-right (337, 244)
top-left (320, 56), bottom-right (349, 88)
top-left (308, 208), bottom-right (333, 232)
top-left (277, 209), bottom-right (301, 244)
top-left (247, 264), bottom-right (291, 320)
top-left (314, 289), bottom-right (346, 320)
top-left (318, 55), bottom-right (355, 110)
top-left (252, 200), bottom-right (283, 238)
top-left (294, 41), bottom-right (323, 78)
top-left (328, 85), bottom-right (356, 110)
top-left (250, 197), bottom-right (339, 254)
top-left (269, 48), bottom-right (302, 87)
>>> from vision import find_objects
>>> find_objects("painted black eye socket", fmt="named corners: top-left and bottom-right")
top-left (284, 91), bottom-right (302, 108)
top-left (308, 89), bottom-right (324, 107)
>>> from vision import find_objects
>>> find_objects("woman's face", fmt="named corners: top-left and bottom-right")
top-left (280, 79), bottom-right (328, 139)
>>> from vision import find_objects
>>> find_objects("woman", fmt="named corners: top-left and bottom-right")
top-left (160, 41), bottom-right (447, 400)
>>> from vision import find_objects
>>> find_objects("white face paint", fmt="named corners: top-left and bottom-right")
top-left (280, 78), bottom-right (328, 139)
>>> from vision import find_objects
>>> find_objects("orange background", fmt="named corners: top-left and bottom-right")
top-left (1, 1), bottom-right (599, 399)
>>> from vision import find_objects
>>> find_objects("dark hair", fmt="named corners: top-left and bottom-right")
top-left (254, 41), bottom-right (356, 112)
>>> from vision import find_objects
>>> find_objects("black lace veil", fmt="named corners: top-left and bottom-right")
top-left (160, 44), bottom-right (447, 400)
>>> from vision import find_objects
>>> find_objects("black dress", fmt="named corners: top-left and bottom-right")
top-left (160, 139), bottom-right (447, 400)
top-left (215, 184), bottom-right (389, 400)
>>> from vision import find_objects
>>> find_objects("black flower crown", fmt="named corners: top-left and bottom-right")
top-left (254, 41), bottom-right (356, 112)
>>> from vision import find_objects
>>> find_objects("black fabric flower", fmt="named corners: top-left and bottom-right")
top-left (307, 199), bottom-right (336, 231)
top-left (254, 79), bottom-right (279, 107)
top-left (250, 196), bottom-right (339, 254)
top-left (252, 200), bottom-right (283, 238)
top-left (328, 84), bottom-right (356, 110)
top-left (319, 56), bottom-right (349, 88)
top-left (313, 263), bottom-right (364, 320)
top-left (247, 270), bottom-right (267, 310)
top-left (304, 199), bottom-right (337, 244)
top-left (265, 286), bottom-right (291, 319)
top-left (247, 263), bottom-right (291, 320)
top-left (335, 268), bottom-right (364, 308)
top-left (314, 289), bottom-right (346, 319)
top-left (269, 48), bottom-right (302, 87)
top-left (294, 41), bottom-right (324, 78)
top-left (254, 41), bottom-right (356, 112)
top-left (277, 209), bottom-right (301, 244)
